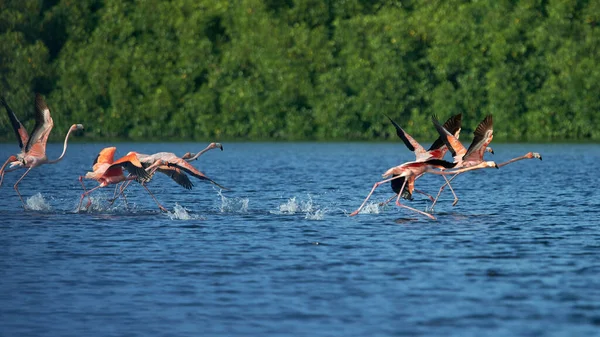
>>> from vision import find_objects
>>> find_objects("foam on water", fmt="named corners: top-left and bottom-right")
top-left (218, 190), bottom-right (249, 213)
top-left (25, 193), bottom-right (52, 211)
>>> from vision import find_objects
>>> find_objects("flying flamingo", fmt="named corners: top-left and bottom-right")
top-left (382, 113), bottom-right (464, 204)
top-left (78, 147), bottom-right (158, 211)
top-left (0, 94), bottom-right (83, 207)
top-left (429, 114), bottom-right (496, 209)
top-left (109, 145), bottom-right (227, 207)
top-left (349, 158), bottom-right (498, 219)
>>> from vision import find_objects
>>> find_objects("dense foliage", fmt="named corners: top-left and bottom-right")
top-left (1, 0), bottom-right (598, 142)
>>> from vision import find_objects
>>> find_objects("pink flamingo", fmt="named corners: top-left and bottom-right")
top-left (0, 94), bottom-right (83, 206)
top-left (349, 158), bottom-right (498, 219)
top-left (78, 147), bottom-right (159, 211)
top-left (429, 114), bottom-right (496, 208)
top-left (109, 145), bottom-right (227, 208)
top-left (382, 113), bottom-right (464, 204)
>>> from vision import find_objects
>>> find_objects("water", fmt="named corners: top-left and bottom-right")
top-left (0, 142), bottom-right (599, 336)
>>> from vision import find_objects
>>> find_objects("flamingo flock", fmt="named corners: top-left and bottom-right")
top-left (350, 114), bottom-right (542, 219)
top-left (1, 94), bottom-right (224, 212)
top-left (1, 94), bottom-right (542, 218)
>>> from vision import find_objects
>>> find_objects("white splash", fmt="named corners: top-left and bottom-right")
top-left (168, 203), bottom-right (201, 220)
top-left (274, 195), bottom-right (327, 220)
top-left (358, 202), bottom-right (381, 215)
top-left (305, 208), bottom-right (326, 220)
top-left (218, 190), bottom-right (249, 213)
top-left (25, 193), bottom-right (52, 211)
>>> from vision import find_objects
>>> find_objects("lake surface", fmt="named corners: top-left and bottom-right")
top-left (0, 142), bottom-right (599, 337)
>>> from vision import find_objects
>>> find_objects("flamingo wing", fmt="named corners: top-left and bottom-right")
top-left (24, 94), bottom-right (54, 156)
top-left (92, 147), bottom-right (117, 171)
top-left (423, 158), bottom-right (458, 170)
top-left (110, 153), bottom-right (151, 181)
top-left (431, 115), bottom-right (467, 161)
top-left (157, 167), bottom-right (194, 190)
top-left (385, 114), bottom-right (427, 158)
top-left (428, 113), bottom-right (462, 151)
top-left (166, 158), bottom-right (228, 190)
top-left (1, 96), bottom-right (29, 149)
top-left (463, 115), bottom-right (493, 162)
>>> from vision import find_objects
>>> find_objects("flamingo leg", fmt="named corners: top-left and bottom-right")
top-left (498, 152), bottom-right (542, 168)
top-left (78, 184), bottom-right (104, 211)
top-left (430, 173), bottom-right (460, 210)
top-left (107, 181), bottom-right (130, 206)
top-left (394, 182), bottom-right (436, 220)
top-left (413, 189), bottom-right (435, 202)
top-left (13, 167), bottom-right (34, 208)
top-left (350, 175), bottom-right (404, 216)
top-left (379, 194), bottom-right (398, 207)
top-left (140, 183), bottom-right (168, 212)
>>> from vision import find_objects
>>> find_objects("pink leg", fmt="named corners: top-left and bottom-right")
top-left (0, 157), bottom-right (16, 188)
top-left (394, 184), bottom-right (436, 220)
top-left (414, 189), bottom-right (435, 202)
top-left (379, 194), bottom-right (398, 207)
top-left (140, 183), bottom-right (168, 212)
top-left (77, 178), bottom-right (105, 211)
top-left (13, 167), bottom-right (34, 208)
top-left (430, 173), bottom-right (460, 210)
top-left (350, 176), bottom-right (404, 216)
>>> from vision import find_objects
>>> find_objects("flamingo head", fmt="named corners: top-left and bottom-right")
top-left (486, 147), bottom-right (494, 155)
top-left (69, 124), bottom-right (84, 131)
top-left (531, 152), bottom-right (542, 160)
top-left (211, 142), bottom-right (224, 151)
top-left (484, 161), bottom-right (499, 169)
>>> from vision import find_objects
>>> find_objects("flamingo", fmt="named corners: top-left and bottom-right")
top-left (349, 158), bottom-right (498, 219)
top-left (382, 113), bottom-right (464, 204)
top-left (78, 147), bottom-right (158, 211)
top-left (429, 114), bottom-right (496, 209)
top-left (0, 94), bottom-right (83, 206)
top-left (108, 146), bottom-right (227, 208)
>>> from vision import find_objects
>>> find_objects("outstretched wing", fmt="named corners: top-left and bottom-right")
top-left (166, 158), bottom-right (228, 190)
top-left (431, 115), bottom-right (467, 161)
top-left (463, 115), bottom-right (493, 163)
top-left (110, 153), bottom-right (151, 181)
top-left (428, 113), bottom-right (462, 151)
top-left (24, 94), bottom-right (54, 156)
top-left (157, 167), bottom-right (194, 190)
top-left (385, 114), bottom-right (427, 159)
top-left (1, 96), bottom-right (29, 149)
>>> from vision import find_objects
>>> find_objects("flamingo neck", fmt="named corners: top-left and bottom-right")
top-left (188, 144), bottom-right (214, 161)
top-left (47, 127), bottom-right (75, 164)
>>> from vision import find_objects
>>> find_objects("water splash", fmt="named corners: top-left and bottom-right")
top-left (357, 202), bottom-right (381, 215)
top-left (274, 195), bottom-right (327, 220)
top-left (167, 203), bottom-right (202, 220)
top-left (218, 190), bottom-right (249, 213)
top-left (25, 193), bottom-right (52, 211)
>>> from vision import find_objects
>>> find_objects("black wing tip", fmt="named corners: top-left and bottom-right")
top-left (35, 93), bottom-right (48, 111)
top-left (424, 159), bottom-right (457, 169)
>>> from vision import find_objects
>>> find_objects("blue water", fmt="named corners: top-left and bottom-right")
top-left (0, 142), bottom-right (599, 336)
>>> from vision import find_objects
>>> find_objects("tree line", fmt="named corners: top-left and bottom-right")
top-left (1, 0), bottom-right (598, 142)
